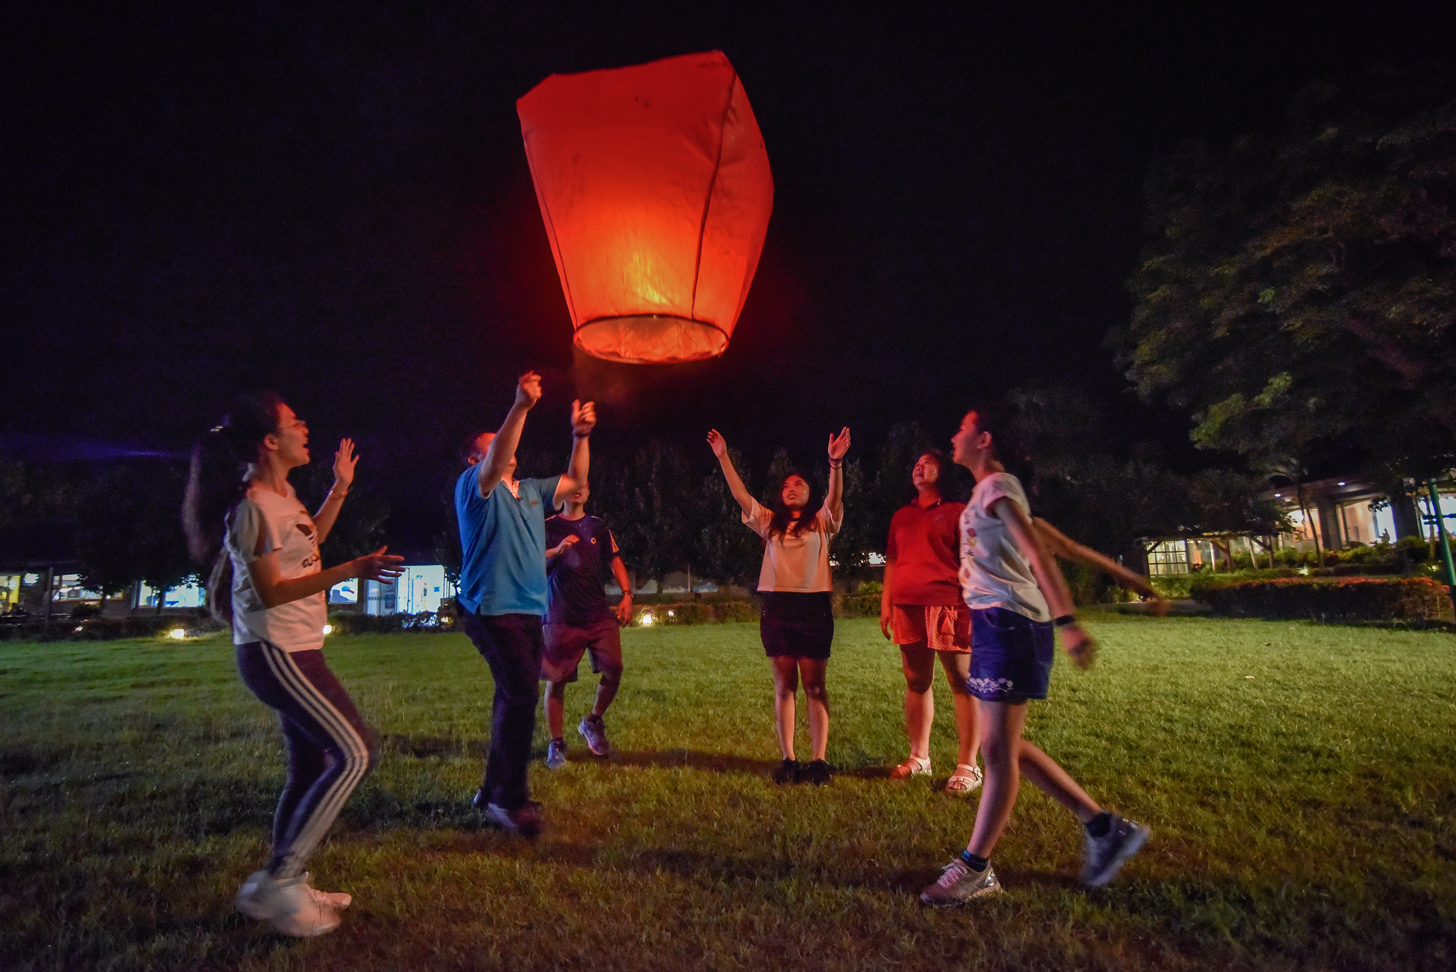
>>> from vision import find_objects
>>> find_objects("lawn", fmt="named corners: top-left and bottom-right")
top-left (2, 615), bottom-right (1454, 971)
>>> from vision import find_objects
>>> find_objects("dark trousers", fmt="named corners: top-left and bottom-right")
top-left (236, 642), bottom-right (378, 879)
top-left (463, 612), bottom-right (544, 809)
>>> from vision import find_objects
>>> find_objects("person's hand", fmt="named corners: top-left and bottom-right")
top-left (707, 429), bottom-right (728, 458)
top-left (1148, 595), bottom-right (1172, 618)
top-left (354, 547), bottom-right (405, 583)
top-left (515, 371), bottom-right (543, 410)
top-left (616, 592), bottom-right (634, 626)
top-left (1062, 624), bottom-right (1097, 670)
top-left (548, 535), bottom-right (579, 558)
top-left (828, 427), bottom-right (851, 461)
top-left (571, 399), bottom-right (597, 437)
top-left (332, 438), bottom-right (357, 492)
top-left (879, 604), bottom-right (893, 640)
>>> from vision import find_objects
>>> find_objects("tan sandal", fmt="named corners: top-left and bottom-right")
top-left (945, 763), bottom-right (983, 794)
top-left (889, 755), bottom-right (932, 779)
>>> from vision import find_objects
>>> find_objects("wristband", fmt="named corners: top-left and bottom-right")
top-left (573, 431), bottom-right (591, 439)
top-left (1053, 614), bottom-right (1077, 627)
top-left (828, 459), bottom-right (843, 468)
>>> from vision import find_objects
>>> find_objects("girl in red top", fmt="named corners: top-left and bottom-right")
top-left (879, 451), bottom-right (981, 793)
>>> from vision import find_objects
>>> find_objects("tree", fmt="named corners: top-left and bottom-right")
top-left (1118, 66), bottom-right (1456, 486)
top-left (694, 447), bottom-right (762, 585)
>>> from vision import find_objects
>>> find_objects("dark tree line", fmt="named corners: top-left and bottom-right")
top-left (1117, 64), bottom-right (1456, 507)
top-left (432, 411), bottom-right (1281, 593)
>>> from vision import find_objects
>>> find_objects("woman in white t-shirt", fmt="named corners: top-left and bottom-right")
top-left (183, 392), bottom-right (402, 937)
top-left (919, 405), bottom-right (1149, 905)
top-left (707, 426), bottom-right (850, 787)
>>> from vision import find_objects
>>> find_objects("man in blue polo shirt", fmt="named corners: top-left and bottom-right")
top-left (456, 370), bottom-right (595, 836)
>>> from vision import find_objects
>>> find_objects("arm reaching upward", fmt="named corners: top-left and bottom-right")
top-left (825, 427), bottom-right (850, 520)
top-left (554, 399), bottom-right (596, 506)
top-left (477, 372), bottom-right (542, 498)
top-left (707, 429), bottom-right (755, 516)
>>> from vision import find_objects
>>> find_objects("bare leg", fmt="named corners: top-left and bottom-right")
top-left (1017, 739), bottom-right (1101, 823)
top-left (967, 700), bottom-right (1026, 858)
top-left (937, 650), bottom-right (979, 768)
top-left (590, 669), bottom-right (621, 719)
top-left (900, 642), bottom-right (935, 760)
top-left (770, 656), bottom-right (800, 760)
top-left (543, 680), bottom-right (567, 740)
top-left (799, 657), bottom-right (830, 761)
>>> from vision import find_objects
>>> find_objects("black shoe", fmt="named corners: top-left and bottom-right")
top-left (771, 758), bottom-right (801, 784)
top-left (801, 759), bottom-right (833, 787)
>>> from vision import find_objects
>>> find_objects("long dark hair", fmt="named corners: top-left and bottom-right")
top-left (966, 400), bottom-right (1033, 483)
top-left (767, 470), bottom-right (822, 539)
top-left (182, 392), bottom-right (285, 622)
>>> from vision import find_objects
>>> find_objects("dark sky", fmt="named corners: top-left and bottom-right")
top-left (5, 1), bottom-right (1454, 551)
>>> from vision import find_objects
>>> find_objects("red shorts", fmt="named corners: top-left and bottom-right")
top-left (541, 618), bottom-right (623, 683)
top-left (891, 604), bottom-right (971, 653)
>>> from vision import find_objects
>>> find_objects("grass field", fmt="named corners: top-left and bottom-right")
top-left (2, 614), bottom-right (1455, 971)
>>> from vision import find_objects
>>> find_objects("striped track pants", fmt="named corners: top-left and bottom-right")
top-left (236, 641), bottom-right (378, 879)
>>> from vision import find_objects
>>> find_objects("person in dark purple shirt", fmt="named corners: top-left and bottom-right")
top-left (541, 482), bottom-right (633, 766)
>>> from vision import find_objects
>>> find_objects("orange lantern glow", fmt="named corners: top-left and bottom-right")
top-left (517, 51), bottom-right (774, 363)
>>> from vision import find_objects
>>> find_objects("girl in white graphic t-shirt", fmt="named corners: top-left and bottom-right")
top-left (919, 405), bottom-right (1149, 905)
top-left (708, 426), bottom-right (850, 787)
top-left (183, 392), bottom-right (403, 936)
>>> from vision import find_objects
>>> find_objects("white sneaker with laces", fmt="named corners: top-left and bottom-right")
top-left (235, 869), bottom-right (342, 937)
top-left (919, 858), bottom-right (1001, 905)
top-left (302, 872), bottom-right (351, 910)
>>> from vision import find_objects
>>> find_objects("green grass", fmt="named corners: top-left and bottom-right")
top-left (2, 615), bottom-right (1455, 971)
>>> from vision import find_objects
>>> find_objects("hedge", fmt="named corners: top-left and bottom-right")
top-left (1189, 575), bottom-right (1455, 623)
top-left (0, 614), bottom-right (225, 642)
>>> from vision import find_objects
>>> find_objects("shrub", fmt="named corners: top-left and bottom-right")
top-left (1189, 575), bottom-right (1454, 623)
top-left (327, 610), bottom-right (459, 634)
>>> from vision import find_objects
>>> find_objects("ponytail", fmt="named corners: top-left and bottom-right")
top-left (181, 392), bottom-right (284, 624)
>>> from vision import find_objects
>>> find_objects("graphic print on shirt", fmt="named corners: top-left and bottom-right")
top-left (295, 520), bottom-right (320, 572)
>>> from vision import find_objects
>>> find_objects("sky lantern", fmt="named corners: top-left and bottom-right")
top-left (517, 51), bottom-right (774, 364)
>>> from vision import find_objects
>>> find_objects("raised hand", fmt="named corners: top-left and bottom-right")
top-left (355, 546), bottom-right (405, 583)
top-left (827, 426), bottom-right (851, 461)
top-left (707, 429), bottom-right (728, 458)
top-left (332, 438), bottom-right (358, 491)
top-left (571, 399), bottom-right (597, 437)
top-left (515, 371), bottom-right (543, 410)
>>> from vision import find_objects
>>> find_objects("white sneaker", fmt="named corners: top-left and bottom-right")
top-left (919, 858), bottom-right (1002, 905)
top-left (235, 869), bottom-right (342, 937)
top-left (302, 872), bottom-right (351, 910)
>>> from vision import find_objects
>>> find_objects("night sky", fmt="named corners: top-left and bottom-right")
top-left (5, 2), bottom-right (1454, 552)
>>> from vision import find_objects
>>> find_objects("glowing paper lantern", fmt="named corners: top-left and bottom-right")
top-left (517, 51), bottom-right (774, 363)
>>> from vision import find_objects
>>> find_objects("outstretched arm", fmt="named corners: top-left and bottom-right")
top-left (997, 498), bottom-right (1097, 668)
top-left (478, 372), bottom-right (542, 498)
top-left (312, 438), bottom-right (357, 545)
top-left (245, 546), bottom-right (404, 610)
top-left (554, 399), bottom-right (596, 507)
top-left (706, 429), bottom-right (755, 516)
top-left (825, 427), bottom-right (850, 520)
top-left (1033, 517), bottom-right (1168, 613)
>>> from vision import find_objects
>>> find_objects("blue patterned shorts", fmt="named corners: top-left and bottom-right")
top-left (966, 607), bottom-right (1054, 702)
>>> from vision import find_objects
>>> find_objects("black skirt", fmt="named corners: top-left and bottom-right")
top-left (759, 591), bottom-right (834, 659)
